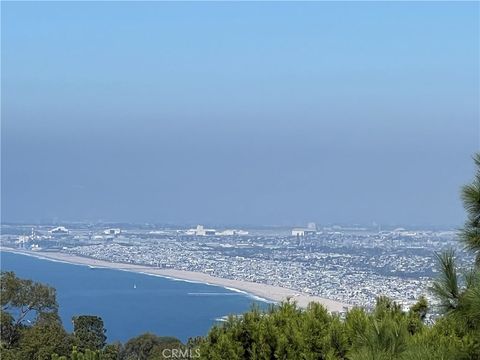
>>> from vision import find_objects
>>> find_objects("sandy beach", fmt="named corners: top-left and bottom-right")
top-left (1, 247), bottom-right (349, 312)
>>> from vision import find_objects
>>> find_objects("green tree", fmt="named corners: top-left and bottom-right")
top-left (102, 342), bottom-right (122, 360)
top-left (0, 271), bottom-right (58, 348)
top-left (302, 302), bottom-right (333, 358)
top-left (346, 297), bottom-right (410, 360)
top-left (431, 250), bottom-right (461, 314)
top-left (408, 296), bottom-right (428, 322)
top-left (431, 155), bottom-right (480, 323)
top-left (71, 347), bottom-right (102, 360)
top-left (0, 310), bottom-right (21, 348)
top-left (73, 316), bottom-right (107, 351)
top-left (0, 348), bottom-right (21, 360)
top-left (0, 271), bottom-right (58, 326)
top-left (406, 296), bottom-right (428, 335)
top-left (17, 313), bottom-right (72, 360)
top-left (52, 347), bottom-right (103, 360)
top-left (460, 153), bottom-right (480, 266)
top-left (121, 333), bottom-right (184, 360)
top-left (429, 153), bottom-right (480, 358)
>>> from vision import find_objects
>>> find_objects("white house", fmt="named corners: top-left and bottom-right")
top-left (49, 226), bottom-right (69, 235)
top-left (292, 222), bottom-right (317, 237)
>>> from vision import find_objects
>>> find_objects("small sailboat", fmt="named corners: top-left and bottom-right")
top-left (133, 284), bottom-right (137, 289)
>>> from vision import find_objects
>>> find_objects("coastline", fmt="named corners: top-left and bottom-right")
top-left (0, 247), bottom-right (349, 312)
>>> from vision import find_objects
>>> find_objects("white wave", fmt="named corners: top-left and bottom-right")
top-left (188, 292), bottom-right (239, 296)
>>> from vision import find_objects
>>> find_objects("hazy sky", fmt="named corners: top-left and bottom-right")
top-left (2, 2), bottom-right (479, 227)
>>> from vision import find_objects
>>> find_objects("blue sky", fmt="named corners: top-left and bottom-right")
top-left (2, 2), bottom-right (479, 227)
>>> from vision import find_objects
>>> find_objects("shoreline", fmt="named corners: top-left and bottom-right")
top-left (0, 247), bottom-right (349, 312)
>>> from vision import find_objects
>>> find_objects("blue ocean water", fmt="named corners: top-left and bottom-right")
top-left (0, 251), bottom-right (269, 342)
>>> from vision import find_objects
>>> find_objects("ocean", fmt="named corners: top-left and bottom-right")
top-left (0, 251), bottom-right (269, 343)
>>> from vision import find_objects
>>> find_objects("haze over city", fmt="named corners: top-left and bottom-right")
top-left (2, 2), bottom-right (480, 359)
top-left (2, 2), bottom-right (479, 226)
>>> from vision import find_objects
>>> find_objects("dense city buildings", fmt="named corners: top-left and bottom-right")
top-left (1, 223), bottom-right (473, 313)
